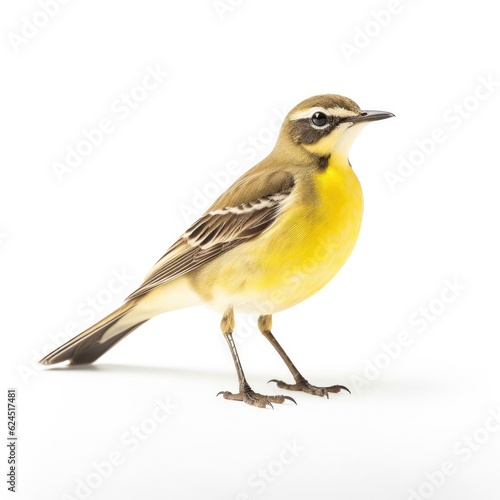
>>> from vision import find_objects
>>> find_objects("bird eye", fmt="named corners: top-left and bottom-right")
top-left (311, 111), bottom-right (328, 127)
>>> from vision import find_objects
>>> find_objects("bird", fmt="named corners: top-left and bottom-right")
top-left (40, 94), bottom-right (394, 408)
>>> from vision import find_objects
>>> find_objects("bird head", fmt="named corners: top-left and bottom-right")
top-left (279, 94), bottom-right (394, 162)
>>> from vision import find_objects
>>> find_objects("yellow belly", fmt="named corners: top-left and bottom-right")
top-left (200, 160), bottom-right (363, 314)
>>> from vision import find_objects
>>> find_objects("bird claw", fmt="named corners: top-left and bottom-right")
top-left (216, 388), bottom-right (296, 408)
top-left (268, 378), bottom-right (350, 397)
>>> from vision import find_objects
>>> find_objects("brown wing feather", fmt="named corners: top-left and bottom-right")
top-left (126, 172), bottom-right (295, 301)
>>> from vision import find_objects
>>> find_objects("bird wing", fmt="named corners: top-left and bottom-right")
top-left (126, 170), bottom-right (296, 300)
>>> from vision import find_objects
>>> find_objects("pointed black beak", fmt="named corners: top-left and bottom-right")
top-left (348, 110), bottom-right (395, 123)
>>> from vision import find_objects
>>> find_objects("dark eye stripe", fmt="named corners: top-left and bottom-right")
top-left (289, 118), bottom-right (334, 144)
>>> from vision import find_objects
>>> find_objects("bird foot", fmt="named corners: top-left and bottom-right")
top-left (217, 387), bottom-right (296, 409)
top-left (268, 378), bottom-right (350, 398)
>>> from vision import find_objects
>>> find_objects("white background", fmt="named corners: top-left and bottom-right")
top-left (2, 1), bottom-right (500, 499)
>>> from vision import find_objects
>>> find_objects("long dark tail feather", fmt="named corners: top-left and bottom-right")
top-left (39, 301), bottom-right (147, 366)
top-left (68, 320), bottom-right (147, 365)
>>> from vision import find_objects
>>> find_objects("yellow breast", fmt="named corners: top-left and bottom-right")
top-left (207, 157), bottom-right (364, 314)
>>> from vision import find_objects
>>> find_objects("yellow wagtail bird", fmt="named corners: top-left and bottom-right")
top-left (40, 94), bottom-right (393, 408)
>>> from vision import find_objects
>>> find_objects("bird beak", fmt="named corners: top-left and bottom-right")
top-left (348, 110), bottom-right (395, 123)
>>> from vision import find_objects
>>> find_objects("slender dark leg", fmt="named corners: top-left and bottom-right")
top-left (259, 315), bottom-right (350, 398)
top-left (217, 307), bottom-right (296, 408)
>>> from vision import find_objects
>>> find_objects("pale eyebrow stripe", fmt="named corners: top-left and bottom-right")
top-left (327, 106), bottom-right (358, 118)
top-left (289, 106), bottom-right (327, 121)
top-left (289, 105), bottom-right (359, 121)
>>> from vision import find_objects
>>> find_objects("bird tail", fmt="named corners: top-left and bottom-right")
top-left (39, 299), bottom-right (148, 366)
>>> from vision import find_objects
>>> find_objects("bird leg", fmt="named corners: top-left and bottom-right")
top-left (259, 315), bottom-right (350, 398)
top-left (217, 307), bottom-right (296, 408)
